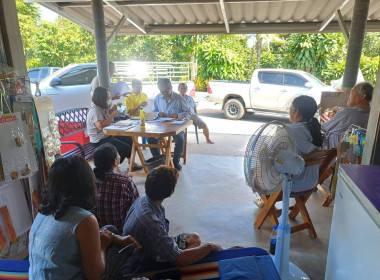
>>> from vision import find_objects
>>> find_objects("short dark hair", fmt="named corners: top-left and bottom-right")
top-left (92, 86), bottom-right (109, 109)
top-left (157, 78), bottom-right (172, 92)
top-left (145, 165), bottom-right (178, 201)
top-left (356, 82), bottom-right (374, 102)
top-left (39, 156), bottom-right (96, 219)
top-left (93, 143), bottom-right (118, 180)
top-left (132, 79), bottom-right (142, 88)
top-left (178, 83), bottom-right (187, 90)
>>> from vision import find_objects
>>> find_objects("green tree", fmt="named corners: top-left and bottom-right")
top-left (108, 35), bottom-right (173, 62)
top-left (30, 17), bottom-right (96, 68)
top-left (197, 35), bottom-right (249, 81)
top-left (283, 33), bottom-right (346, 82)
top-left (15, 0), bottom-right (40, 62)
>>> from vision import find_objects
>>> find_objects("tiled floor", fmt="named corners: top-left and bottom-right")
top-left (116, 128), bottom-right (334, 280)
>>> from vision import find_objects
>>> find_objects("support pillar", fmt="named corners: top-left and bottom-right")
top-left (341, 0), bottom-right (370, 96)
top-left (91, 0), bottom-right (110, 89)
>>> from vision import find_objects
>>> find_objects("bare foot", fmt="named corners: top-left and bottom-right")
top-left (206, 139), bottom-right (214, 144)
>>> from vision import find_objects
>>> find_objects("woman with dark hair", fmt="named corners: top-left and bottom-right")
top-left (29, 156), bottom-right (141, 280)
top-left (87, 86), bottom-right (142, 170)
top-left (93, 143), bottom-right (139, 233)
top-left (288, 95), bottom-right (323, 194)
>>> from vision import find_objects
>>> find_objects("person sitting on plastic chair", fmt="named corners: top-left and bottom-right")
top-left (178, 83), bottom-right (214, 144)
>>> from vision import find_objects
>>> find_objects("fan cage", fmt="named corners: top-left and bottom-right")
top-left (244, 121), bottom-right (296, 195)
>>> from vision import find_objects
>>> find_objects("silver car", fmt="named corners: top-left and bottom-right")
top-left (37, 63), bottom-right (98, 112)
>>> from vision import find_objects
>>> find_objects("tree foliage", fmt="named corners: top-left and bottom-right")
top-left (15, 2), bottom-right (380, 85)
top-left (282, 33), bottom-right (347, 81)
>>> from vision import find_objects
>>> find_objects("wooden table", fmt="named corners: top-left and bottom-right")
top-left (103, 119), bottom-right (193, 177)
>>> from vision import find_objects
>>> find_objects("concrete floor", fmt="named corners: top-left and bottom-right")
top-left (115, 101), bottom-right (334, 280)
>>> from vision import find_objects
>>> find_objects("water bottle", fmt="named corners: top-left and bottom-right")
top-left (139, 106), bottom-right (145, 128)
top-left (269, 225), bottom-right (278, 255)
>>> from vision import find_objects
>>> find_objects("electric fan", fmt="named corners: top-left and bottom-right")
top-left (244, 120), bottom-right (306, 280)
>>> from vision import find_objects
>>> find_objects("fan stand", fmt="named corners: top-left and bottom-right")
top-left (274, 174), bottom-right (309, 280)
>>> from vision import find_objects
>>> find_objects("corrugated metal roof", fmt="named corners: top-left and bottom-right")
top-left (29, 0), bottom-right (380, 35)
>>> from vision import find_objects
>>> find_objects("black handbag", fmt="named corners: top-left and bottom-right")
top-left (104, 243), bottom-right (142, 280)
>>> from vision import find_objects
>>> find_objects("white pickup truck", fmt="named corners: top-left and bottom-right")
top-left (207, 69), bottom-right (333, 120)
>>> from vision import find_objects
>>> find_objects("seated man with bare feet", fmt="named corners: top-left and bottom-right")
top-left (178, 83), bottom-right (214, 144)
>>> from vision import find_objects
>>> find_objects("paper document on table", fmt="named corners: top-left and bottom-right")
top-left (116, 119), bottom-right (133, 126)
top-left (160, 118), bottom-right (174, 122)
top-left (171, 120), bottom-right (185, 124)
top-left (146, 117), bottom-right (173, 123)
top-left (106, 125), bottom-right (135, 131)
top-left (143, 99), bottom-right (154, 113)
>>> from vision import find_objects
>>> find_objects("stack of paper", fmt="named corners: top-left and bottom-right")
top-left (106, 125), bottom-right (135, 131)
top-left (116, 120), bottom-right (133, 126)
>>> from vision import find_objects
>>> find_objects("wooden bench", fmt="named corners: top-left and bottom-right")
top-left (55, 108), bottom-right (94, 160)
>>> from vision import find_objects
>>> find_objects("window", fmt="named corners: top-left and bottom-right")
top-left (258, 72), bottom-right (282, 85)
top-left (28, 70), bottom-right (39, 79)
top-left (40, 68), bottom-right (49, 79)
top-left (60, 67), bottom-right (97, 86)
top-left (284, 74), bottom-right (307, 87)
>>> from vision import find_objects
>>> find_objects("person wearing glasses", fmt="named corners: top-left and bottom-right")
top-left (178, 83), bottom-right (214, 144)
top-left (322, 81), bottom-right (373, 149)
top-left (287, 95), bottom-right (324, 195)
top-left (147, 78), bottom-right (191, 171)
top-left (87, 86), bottom-right (143, 170)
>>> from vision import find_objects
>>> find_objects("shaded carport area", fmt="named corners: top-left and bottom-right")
top-left (29, 0), bottom-right (380, 164)
top-left (8, 0), bottom-right (380, 278)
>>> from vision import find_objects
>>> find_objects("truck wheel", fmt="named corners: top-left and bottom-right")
top-left (224, 99), bottom-right (245, 120)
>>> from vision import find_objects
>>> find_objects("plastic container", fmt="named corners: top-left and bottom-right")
top-left (145, 154), bottom-right (166, 170)
top-left (139, 106), bottom-right (145, 128)
top-left (269, 225), bottom-right (278, 255)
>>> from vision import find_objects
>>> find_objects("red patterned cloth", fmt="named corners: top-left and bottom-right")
top-left (94, 171), bottom-right (139, 232)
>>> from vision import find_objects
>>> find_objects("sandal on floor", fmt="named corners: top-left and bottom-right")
top-left (254, 198), bottom-right (264, 209)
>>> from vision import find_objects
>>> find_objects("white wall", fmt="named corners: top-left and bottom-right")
top-left (362, 63), bottom-right (380, 164)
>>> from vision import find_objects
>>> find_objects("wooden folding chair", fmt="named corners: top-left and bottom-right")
top-left (254, 149), bottom-right (337, 238)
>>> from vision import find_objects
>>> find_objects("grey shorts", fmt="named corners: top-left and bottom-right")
top-left (173, 233), bottom-right (191, 249)
top-left (190, 115), bottom-right (207, 129)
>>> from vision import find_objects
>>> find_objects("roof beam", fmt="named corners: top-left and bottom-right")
top-left (219, 0), bottom-right (230, 33)
top-left (336, 9), bottom-right (349, 42)
top-left (38, 2), bottom-right (94, 32)
top-left (104, 1), bottom-right (146, 34)
top-left (319, 0), bottom-right (351, 31)
top-left (46, 0), bottom-right (320, 8)
top-left (107, 16), bottom-right (126, 47)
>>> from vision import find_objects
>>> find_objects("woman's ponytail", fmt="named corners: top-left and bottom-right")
top-left (292, 96), bottom-right (324, 147)
top-left (307, 117), bottom-right (323, 147)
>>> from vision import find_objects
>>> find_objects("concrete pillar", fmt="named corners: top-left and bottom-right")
top-left (362, 63), bottom-right (380, 165)
top-left (91, 0), bottom-right (110, 89)
top-left (342, 0), bottom-right (370, 90)
top-left (0, 0), bottom-right (27, 76)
